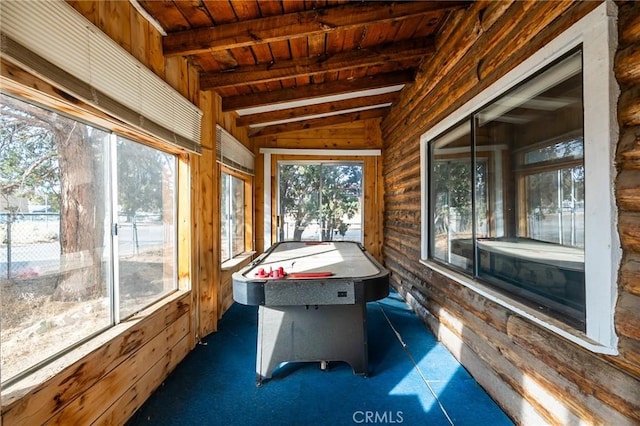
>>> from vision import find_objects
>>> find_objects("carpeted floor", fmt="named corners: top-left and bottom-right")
top-left (127, 292), bottom-right (513, 426)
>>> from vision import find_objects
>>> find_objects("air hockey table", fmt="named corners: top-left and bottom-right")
top-left (232, 241), bottom-right (389, 384)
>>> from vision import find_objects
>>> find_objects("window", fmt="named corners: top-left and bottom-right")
top-left (420, 3), bottom-right (619, 352)
top-left (0, 94), bottom-right (178, 385)
top-left (277, 162), bottom-right (364, 243)
top-left (217, 126), bottom-right (254, 263)
top-left (116, 137), bottom-right (177, 319)
top-left (221, 170), bottom-right (250, 262)
top-left (428, 51), bottom-right (585, 328)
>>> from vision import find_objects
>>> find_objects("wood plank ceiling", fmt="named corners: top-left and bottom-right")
top-left (135, 0), bottom-right (471, 137)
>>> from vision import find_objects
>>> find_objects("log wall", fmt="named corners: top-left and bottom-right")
top-left (0, 1), bottom-right (244, 424)
top-left (381, 0), bottom-right (640, 424)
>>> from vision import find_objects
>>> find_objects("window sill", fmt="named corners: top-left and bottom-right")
top-left (221, 251), bottom-right (256, 271)
top-left (418, 259), bottom-right (618, 355)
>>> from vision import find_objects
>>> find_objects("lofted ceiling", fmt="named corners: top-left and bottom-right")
top-left (135, 1), bottom-right (471, 137)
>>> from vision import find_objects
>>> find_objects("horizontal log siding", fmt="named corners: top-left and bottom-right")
top-left (382, 1), bottom-right (640, 424)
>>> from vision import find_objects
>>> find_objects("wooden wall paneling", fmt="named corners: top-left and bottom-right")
top-left (92, 334), bottom-right (191, 425)
top-left (258, 121), bottom-right (376, 150)
top-left (363, 157), bottom-right (378, 259)
top-left (619, 0), bottom-right (640, 48)
top-left (67, 1), bottom-right (98, 25)
top-left (190, 146), bottom-right (202, 339)
top-left (98, 0), bottom-right (132, 53)
top-left (178, 154), bottom-right (195, 348)
top-left (219, 270), bottom-right (233, 320)
top-left (219, 257), bottom-right (254, 320)
top-left (45, 313), bottom-right (190, 424)
top-left (129, 2), bottom-right (149, 65)
top-left (147, 17), bottom-right (166, 79)
top-left (196, 90), bottom-right (218, 336)
top-left (617, 169), bottom-right (640, 210)
top-left (383, 0), bottom-right (490, 137)
top-left (368, 153), bottom-right (385, 259)
top-left (164, 56), bottom-right (189, 97)
top-left (254, 150), bottom-right (266, 254)
top-left (618, 85), bottom-right (640, 127)
top-left (620, 251), bottom-right (640, 296)
top-left (210, 133), bottom-right (224, 336)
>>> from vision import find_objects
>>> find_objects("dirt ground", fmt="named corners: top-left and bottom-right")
top-left (1, 257), bottom-right (167, 384)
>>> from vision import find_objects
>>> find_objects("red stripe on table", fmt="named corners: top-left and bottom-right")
top-left (287, 272), bottom-right (334, 279)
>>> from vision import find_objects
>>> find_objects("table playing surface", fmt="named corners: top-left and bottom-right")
top-left (242, 241), bottom-right (382, 280)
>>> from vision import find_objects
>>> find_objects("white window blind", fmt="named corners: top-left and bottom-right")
top-left (0, 0), bottom-right (202, 154)
top-left (216, 126), bottom-right (255, 175)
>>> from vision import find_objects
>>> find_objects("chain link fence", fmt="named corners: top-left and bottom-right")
top-left (1, 212), bottom-right (168, 280)
top-left (0, 213), bottom-right (61, 280)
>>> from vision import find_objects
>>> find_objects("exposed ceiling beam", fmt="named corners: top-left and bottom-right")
top-left (201, 37), bottom-right (434, 90)
top-left (249, 107), bottom-right (390, 137)
top-left (221, 71), bottom-right (414, 111)
top-left (163, 1), bottom-right (469, 57)
top-left (236, 92), bottom-right (399, 127)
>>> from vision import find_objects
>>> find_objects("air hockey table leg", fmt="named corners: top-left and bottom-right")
top-left (256, 303), bottom-right (368, 382)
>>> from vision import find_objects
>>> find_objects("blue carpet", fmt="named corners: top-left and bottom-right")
top-left (127, 293), bottom-right (513, 426)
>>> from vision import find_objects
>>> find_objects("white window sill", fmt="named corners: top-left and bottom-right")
top-left (419, 259), bottom-right (618, 355)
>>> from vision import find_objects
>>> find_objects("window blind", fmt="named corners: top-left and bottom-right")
top-left (0, 0), bottom-right (202, 154)
top-left (216, 126), bottom-right (255, 175)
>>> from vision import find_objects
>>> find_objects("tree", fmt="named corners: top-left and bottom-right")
top-left (278, 163), bottom-right (362, 241)
top-left (1, 94), bottom-right (107, 300)
top-left (117, 139), bottom-right (169, 221)
top-left (0, 98), bottom-right (58, 211)
top-left (319, 165), bottom-right (361, 241)
top-left (279, 164), bottom-right (321, 241)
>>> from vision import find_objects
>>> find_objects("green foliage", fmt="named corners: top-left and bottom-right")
top-left (117, 138), bottom-right (173, 220)
top-left (0, 95), bottom-right (59, 211)
top-left (279, 163), bottom-right (362, 241)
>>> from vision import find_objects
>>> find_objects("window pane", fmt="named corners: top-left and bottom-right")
top-left (231, 175), bottom-right (244, 257)
top-left (320, 164), bottom-right (363, 242)
top-left (221, 173), bottom-right (231, 262)
top-left (525, 166), bottom-right (584, 246)
top-left (429, 123), bottom-right (473, 273)
top-left (278, 163), bottom-right (363, 243)
top-left (1, 94), bottom-right (111, 383)
top-left (278, 164), bottom-right (321, 241)
top-left (474, 50), bottom-right (585, 328)
top-left (117, 137), bottom-right (176, 319)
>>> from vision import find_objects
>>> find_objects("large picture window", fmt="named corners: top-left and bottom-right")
top-left (0, 94), bottom-right (178, 385)
top-left (428, 51), bottom-right (585, 329)
top-left (420, 3), bottom-right (619, 353)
